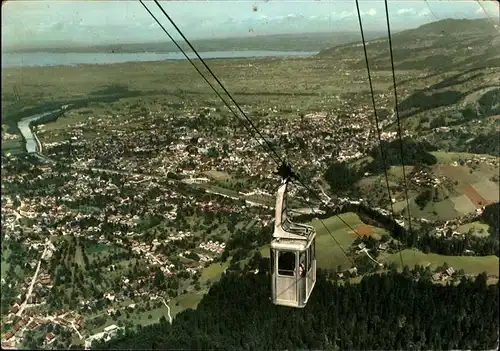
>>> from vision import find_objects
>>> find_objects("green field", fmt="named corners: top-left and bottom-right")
top-left (450, 195), bottom-right (477, 215)
top-left (313, 213), bottom-right (364, 270)
top-left (457, 221), bottom-right (490, 237)
top-left (389, 155), bottom-right (499, 220)
top-left (86, 242), bottom-right (121, 255)
top-left (431, 151), bottom-right (498, 164)
top-left (395, 197), bottom-right (461, 221)
top-left (204, 170), bottom-right (232, 181)
top-left (1, 247), bottom-right (11, 279)
top-left (382, 249), bottom-right (499, 276)
top-left (133, 305), bottom-right (173, 326)
top-left (201, 184), bottom-right (240, 199)
top-left (200, 261), bottom-right (230, 283)
top-left (387, 165), bottom-right (415, 179)
top-left (169, 292), bottom-right (204, 318)
top-left (86, 291), bottom-right (205, 335)
top-left (363, 147), bottom-right (499, 221)
top-left (472, 180), bottom-right (500, 203)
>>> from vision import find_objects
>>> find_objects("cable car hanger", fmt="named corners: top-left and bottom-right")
top-left (271, 164), bottom-right (317, 308)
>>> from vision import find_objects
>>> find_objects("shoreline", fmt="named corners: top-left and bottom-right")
top-left (2, 51), bottom-right (318, 69)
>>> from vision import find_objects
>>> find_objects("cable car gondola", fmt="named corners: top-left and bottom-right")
top-left (270, 177), bottom-right (316, 308)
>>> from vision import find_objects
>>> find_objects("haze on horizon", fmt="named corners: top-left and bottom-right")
top-left (2, 0), bottom-right (499, 51)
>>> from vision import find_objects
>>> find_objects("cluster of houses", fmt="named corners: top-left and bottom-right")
top-left (2, 132), bottom-right (21, 141)
top-left (198, 240), bottom-right (226, 254)
top-left (432, 266), bottom-right (456, 282)
top-left (31, 95), bottom-right (416, 197)
top-left (409, 168), bottom-right (444, 188)
top-left (2, 310), bottom-right (85, 348)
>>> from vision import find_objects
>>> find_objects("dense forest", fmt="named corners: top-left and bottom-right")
top-left (323, 139), bottom-right (438, 194)
top-left (482, 202), bottom-right (500, 239)
top-left (365, 139), bottom-right (438, 173)
top-left (95, 268), bottom-right (499, 350)
top-left (468, 131), bottom-right (500, 157)
top-left (324, 161), bottom-right (361, 193)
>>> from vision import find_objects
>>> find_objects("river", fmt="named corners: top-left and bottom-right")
top-left (2, 51), bottom-right (318, 68)
top-left (18, 109), bottom-right (63, 154)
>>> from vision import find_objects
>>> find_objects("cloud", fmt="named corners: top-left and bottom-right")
top-left (339, 11), bottom-right (355, 19)
top-left (397, 8), bottom-right (417, 16)
top-left (338, 9), bottom-right (376, 19)
top-left (418, 8), bottom-right (431, 17)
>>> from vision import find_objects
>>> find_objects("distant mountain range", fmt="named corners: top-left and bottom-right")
top-left (10, 18), bottom-right (497, 59)
top-left (318, 18), bottom-right (500, 72)
top-left (5, 31), bottom-right (389, 54)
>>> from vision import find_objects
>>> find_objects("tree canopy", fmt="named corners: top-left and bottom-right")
top-left (324, 161), bottom-right (361, 193)
top-left (95, 269), bottom-right (499, 350)
top-left (366, 139), bottom-right (438, 174)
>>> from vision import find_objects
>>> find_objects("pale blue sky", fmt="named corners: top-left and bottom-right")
top-left (2, 0), bottom-right (499, 49)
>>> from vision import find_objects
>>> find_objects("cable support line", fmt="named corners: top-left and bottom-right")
top-left (139, 0), bottom-right (281, 167)
top-left (384, 0), bottom-right (414, 237)
top-left (354, 0), bottom-right (403, 267)
top-left (151, 0), bottom-right (284, 166)
top-left (288, 184), bottom-right (356, 267)
top-left (294, 177), bottom-right (365, 240)
top-left (354, 0), bottom-right (396, 217)
top-left (144, 0), bottom-right (368, 262)
top-left (476, 0), bottom-right (500, 33)
top-left (312, 210), bottom-right (356, 267)
top-left (423, 0), bottom-right (441, 22)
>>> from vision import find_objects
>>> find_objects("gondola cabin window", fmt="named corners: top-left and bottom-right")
top-left (278, 251), bottom-right (295, 276)
top-left (307, 241), bottom-right (315, 273)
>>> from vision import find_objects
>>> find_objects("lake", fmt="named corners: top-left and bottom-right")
top-left (2, 51), bottom-right (318, 68)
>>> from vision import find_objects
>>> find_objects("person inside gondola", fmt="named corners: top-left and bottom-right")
top-left (299, 251), bottom-right (306, 277)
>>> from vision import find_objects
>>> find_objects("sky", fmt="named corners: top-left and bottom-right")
top-left (2, 0), bottom-right (499, 49)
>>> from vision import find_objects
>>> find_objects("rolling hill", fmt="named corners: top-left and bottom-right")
top-left (318, 18), bottom-right (500, 159)
top-left (318, 18), bottom-right (500, 72)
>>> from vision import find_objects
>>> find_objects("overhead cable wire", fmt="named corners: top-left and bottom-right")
top-left (423, 0), bottom-right (441, 22)
top-left (353, 1), bottom-right (395, 207)
top-left (383, 0), bottom-right (414, 235)
top-left (354, 0), bottom-right (403, 267)
top-left (139, 0), bottom-right (281, 167)
top-left (310, 209), bottom-right (356, 267)
top-left (288, 183), bottom-right (357, 265)
top-left (292, 177), bottom-right (380, 267)
top-left (294, 176), bottom-right (365, 241)
top-left (143, 0), bottom-right (370, 262)
top-left (150, 0), bottom-right (284, 166)
top-left (476, 0), bottom-right (500, 33)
